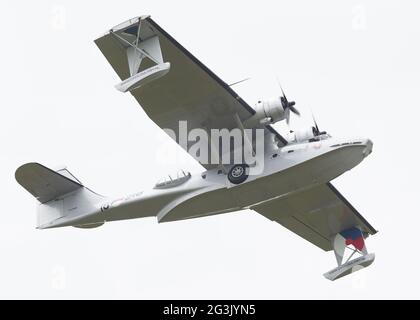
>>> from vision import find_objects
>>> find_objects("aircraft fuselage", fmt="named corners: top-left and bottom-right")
top-left (43, 137), bottom-right (373, 229)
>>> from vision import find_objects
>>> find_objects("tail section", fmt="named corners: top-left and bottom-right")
top-left (15, 163), bottom-right (105, 229)
top-left (15, 163), bottom-right (83, 204)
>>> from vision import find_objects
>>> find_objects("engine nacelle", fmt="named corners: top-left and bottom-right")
top-left (287, 127), bottom-right (316, 143)
top-left (244, 97), bottom-right (285, 128)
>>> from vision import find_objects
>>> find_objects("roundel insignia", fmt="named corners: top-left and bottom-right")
top-left (313, 142), bottom-right (322, 149)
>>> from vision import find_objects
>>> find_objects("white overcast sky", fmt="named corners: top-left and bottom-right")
top-left (1, 0), bottom-right (419, 299)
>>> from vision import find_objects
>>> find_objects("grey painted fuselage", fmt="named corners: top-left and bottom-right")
top-left (42, 136), bottom-right (372, 229)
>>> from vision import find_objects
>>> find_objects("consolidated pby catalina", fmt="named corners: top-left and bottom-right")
top-left (16, 16), bottom-right (377, 280)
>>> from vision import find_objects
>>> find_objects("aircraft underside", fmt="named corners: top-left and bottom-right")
top-left (15, 15), bottom-right (376, 281)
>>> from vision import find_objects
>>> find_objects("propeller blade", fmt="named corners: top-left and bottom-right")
top-left (276, 78), bottom-right (286, 98)
top-left (312, 113), bottom-right (320, 134)
top-left (289, 104), bottom-right (300, 116)
top-left (276, 78), bottom-right (300, 121)
top-left (285, 108), bottom-right (291, 125)
top-left (280, 85), bottom-right (287, 101)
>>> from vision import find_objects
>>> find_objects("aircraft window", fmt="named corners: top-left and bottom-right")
top-left (288, 150), bottom-right (294, 153)
top-left (154, 170), bottom-right (191, 189)
top-left (201, 173), bottom-right (206, 179)
top-left (330, 144), bottom-right (340, 148)
top-left (272, 153), bottom-right (278, 158)
top-left (352, 141), bottom-right (362, 144)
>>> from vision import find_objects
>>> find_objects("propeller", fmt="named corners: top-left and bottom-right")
top-left (277, 80), bottom-right (300, 125)
top-left (311, 113), bottom-right (326, 136)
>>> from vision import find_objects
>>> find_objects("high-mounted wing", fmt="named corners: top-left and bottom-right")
top-left (252, 182), bottom-right (377, 251)
top-left (95, 16), bottom-right (287, 169)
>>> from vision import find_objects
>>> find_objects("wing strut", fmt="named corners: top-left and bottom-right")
top-left (323, 227), bottom-right (375, 281)
top-left (109, 19), bottom-right (170, 92)
top-left (233, 113), bottom-right (255, 158)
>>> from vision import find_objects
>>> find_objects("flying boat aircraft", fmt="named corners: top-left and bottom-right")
top-left (15, 16), bottom-right (377, 280)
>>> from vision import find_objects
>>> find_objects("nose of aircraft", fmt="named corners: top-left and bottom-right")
top-left (363, 139), bottom-right (373, 157)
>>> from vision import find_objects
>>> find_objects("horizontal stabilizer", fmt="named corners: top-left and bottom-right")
top-left (15, 163), bottom-right (83, 203)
